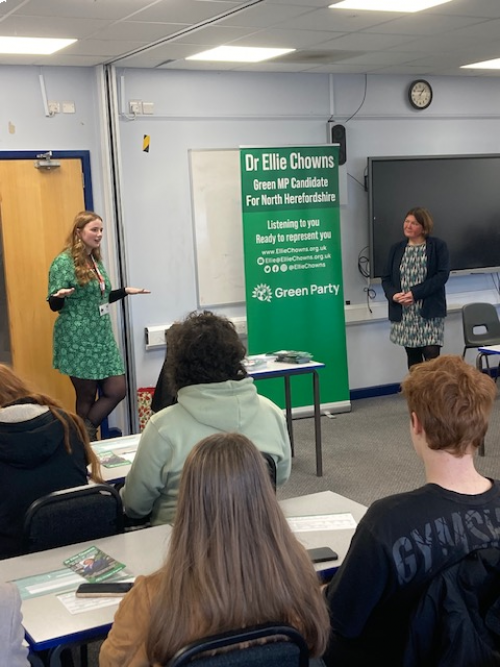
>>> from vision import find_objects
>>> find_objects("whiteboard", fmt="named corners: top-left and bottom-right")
top-left (189, 149), bottom-right (245, 306)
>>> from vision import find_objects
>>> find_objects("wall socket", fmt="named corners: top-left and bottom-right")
top-left (145, 324), bottom-right (169, 349)
top-left (48, 101), bottom-right (60, 114)
top-left (231, 317), bottom-right (247, 335)
top-left (62, 101), bottom-right (76, 114)
top-left (129, 100), bottom-right (143, 115)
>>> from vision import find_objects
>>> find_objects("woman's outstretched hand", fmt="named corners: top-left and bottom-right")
top-left (125, 287), bottom-right (151, 295)
top-left (53, 288), bottom-right (75, 298)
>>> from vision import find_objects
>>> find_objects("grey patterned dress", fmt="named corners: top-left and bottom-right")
top-left (390, 243), bottom-right (444, 348)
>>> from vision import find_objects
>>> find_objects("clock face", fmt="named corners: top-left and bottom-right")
top-left (409, 80), bottom-right (433, 110)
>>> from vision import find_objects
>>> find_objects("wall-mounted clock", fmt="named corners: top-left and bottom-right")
top-left (408, 79), bottom-right (433, 110)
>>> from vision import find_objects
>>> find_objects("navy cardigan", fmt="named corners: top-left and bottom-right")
top-left (381, 236), bottom-right (450, 323)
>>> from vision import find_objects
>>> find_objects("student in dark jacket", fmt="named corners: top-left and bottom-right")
top-left (324, 356), bottom-right (500, 667)
top-left (0, 364), bottom-right (103, 559)
top-left (382, 207), bottom-right (450, 369)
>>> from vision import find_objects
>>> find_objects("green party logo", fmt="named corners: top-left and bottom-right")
top-left (252, 284), bottom-right (273, 302)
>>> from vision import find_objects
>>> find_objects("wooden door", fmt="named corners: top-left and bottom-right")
top-left (0, 159), bottom-right (85, 411)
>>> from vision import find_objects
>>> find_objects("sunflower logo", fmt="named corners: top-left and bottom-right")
top-left (252, 284), bottom-right (273, 302)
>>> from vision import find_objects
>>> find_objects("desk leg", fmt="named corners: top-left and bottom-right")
top-left (476, 353), bottom-right (490, 457)
top-left (313, 371), bottom-right (323, 477)
top-left (284, 376), bottom-right (294, 456)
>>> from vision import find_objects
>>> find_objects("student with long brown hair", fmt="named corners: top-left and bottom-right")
top-left (47, 210), bottom-right (150, 440)
top-left (0, 364), bottom-right (103, 559)
top-left (100, 433), bottom-right (330, 667)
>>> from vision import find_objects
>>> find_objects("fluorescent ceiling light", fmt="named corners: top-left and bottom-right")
top-left (329, 0), bottom-right (453, 12)
top-left (0, 36), bottom-right (76, 55)
top-left (186, 46), bottom-right (295, 63)
top-left (461, 58), bottom-right (500, 70)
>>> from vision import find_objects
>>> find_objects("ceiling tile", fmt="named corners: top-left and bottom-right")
top-left (124, 0), bottom-right (251, 24)
top-left (0, 15), bottom-right (109, 39)
top-left (279, 8), bottom-right (402, 32)
top-left (13, 0), bottom-right (160, 20)
top-left (316, 32), bottom-right (411, 51)
top-left (228, 27), bottom-right (344, 48)
top-left (170, 25), bottom-right (260, 46)
top-left (90, 21), bottom-right (189, 42)
top-left (215, 3), bottom-right (316, 28)
top-left (66, 39), bottom-right (150, 57)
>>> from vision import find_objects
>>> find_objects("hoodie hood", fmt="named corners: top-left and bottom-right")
top-left (0, 404), bottom-right (67, 469)
top-left (177, 377), bottom-right (259, 432)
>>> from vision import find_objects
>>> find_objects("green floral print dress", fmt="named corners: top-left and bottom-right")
top-left (47, 251), bottom-right (125, 379)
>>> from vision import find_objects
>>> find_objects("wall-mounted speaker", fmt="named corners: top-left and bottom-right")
top-left (329, 123), bottom-right (347, 165)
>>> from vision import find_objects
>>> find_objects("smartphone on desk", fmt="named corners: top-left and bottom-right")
top-left (75, 582), bottom-right (134, 598)
top-left (307, 547), bottom-right (339, 563)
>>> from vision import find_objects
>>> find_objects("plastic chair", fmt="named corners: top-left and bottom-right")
top-left (461, 304), bottom-right (500, 454)
top-left (261, 452), bottom-right (277, 491)
top-left (462, 303), bottom-right (500, 371)
top-left (165, 623), bottom-right (310, 667)
top-left (22, 484), bottom-right (124, 554)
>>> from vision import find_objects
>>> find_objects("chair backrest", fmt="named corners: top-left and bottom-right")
top-left (462, 302), bottom-right (500, 349)
top-left (22, 484), bottom-right (124, 554)
top-left (166, 623), bottom-right (309, 667)
top-left (260, 452), bottom-right (277, 491)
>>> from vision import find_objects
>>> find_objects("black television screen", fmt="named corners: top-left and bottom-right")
top-left (368, 154), bottom-right (500, 279)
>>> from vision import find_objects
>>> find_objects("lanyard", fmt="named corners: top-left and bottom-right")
top-left (91, 256), bottom-right (106, 296)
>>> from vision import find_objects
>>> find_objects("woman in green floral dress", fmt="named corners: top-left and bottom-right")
top-left (47, 211), bottom-right (149, 439)
top-left (382, 207), bottom-right (450, 369)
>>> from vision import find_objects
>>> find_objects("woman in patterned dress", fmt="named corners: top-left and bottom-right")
top-left (47, 211), bottom-right (150, 439)
top-left (382, 207), bottom-right (450, 369)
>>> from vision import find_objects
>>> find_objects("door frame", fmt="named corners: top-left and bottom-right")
top-left (0, 150), bottom-right (94, 209)
top-left (0, 149), bottom-right (137, 432)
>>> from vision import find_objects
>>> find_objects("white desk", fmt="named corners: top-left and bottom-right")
top-left (1, 524), bottom-right (171, 664)
top-left (0, 491), bottom-right (365, 663)
top-left (93, 359), bottom-right (326, 480)
top-left (249, 360), bottom-right (326, 476)
top-left (280, 490), bottom-right (367, 572)
top-left (91, 434), bottom-right (140, 483)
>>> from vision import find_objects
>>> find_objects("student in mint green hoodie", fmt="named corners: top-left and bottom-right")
top-left (122, 311), bottom-right (291, 525)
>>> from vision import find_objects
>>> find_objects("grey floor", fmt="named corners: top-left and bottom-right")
top-left (64, 391), bottom-right (500, 666)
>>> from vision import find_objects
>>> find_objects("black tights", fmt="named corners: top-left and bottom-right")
top-left (405, 345), bottom-right (441, 370)
top-left (70, 375), bottom-right (126, 428)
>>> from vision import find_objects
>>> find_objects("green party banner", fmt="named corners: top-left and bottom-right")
top-left (240, 145), bottom-right (349, 409)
